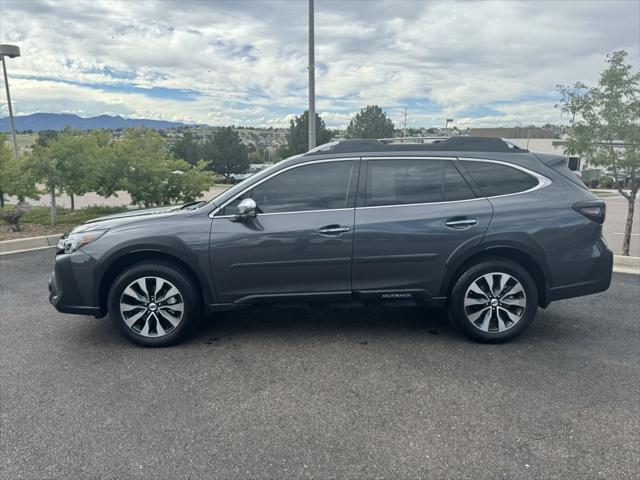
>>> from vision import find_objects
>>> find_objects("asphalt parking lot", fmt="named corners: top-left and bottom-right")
top-left (1, 250), bottom-right (639, 479)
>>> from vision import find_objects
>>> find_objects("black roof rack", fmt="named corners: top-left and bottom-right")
top-left (304, 136), bottom-right (528, 155)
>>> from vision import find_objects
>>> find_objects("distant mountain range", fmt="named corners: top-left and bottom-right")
top-left (0, 113), bottom-right (188, 132)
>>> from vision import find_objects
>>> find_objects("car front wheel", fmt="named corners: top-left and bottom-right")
top-left (108, 262), bottom-right (200, 347)
top-left (448, 258), bottom-right (538, 343)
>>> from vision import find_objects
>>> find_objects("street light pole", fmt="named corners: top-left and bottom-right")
top-left (308, 0), bottom-right (316, 150)
top-left (0, 44), bottom-right (21, 161)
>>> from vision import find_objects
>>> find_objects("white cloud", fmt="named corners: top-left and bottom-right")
top-left (0, 0), bottom-right (638, 128)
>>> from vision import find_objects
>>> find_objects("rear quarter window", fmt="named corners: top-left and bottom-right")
top-left (460, 160), bottom-right (539, 197)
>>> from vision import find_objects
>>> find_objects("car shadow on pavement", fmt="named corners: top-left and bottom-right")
top-left (188, 305), bottom-right (461, 345)
top-left (63, 305), bottom-right (464, 349)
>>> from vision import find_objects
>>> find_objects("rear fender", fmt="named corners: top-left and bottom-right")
top-left (439, 234), bottom-right (551, 306)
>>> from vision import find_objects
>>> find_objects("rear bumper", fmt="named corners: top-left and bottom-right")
top-left (48, 251), bottom-right (103, 316)
top-left (547, 247), bottom-right (613, 302)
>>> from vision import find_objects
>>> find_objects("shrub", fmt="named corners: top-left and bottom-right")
top-left (600, 175), bottom-right (614, 189)
top-left (20, 205), bottom-right (127, 225)
top-left (0, 207), bottom-right (27, 232)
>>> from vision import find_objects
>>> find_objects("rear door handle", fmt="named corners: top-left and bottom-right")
top-left (445, 218), bottom-right (477, 228)
top-left (318, 225), bottom-right (351, 235)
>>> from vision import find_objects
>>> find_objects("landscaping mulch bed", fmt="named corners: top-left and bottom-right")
top-left (0, 224), bottom-right (75, 242)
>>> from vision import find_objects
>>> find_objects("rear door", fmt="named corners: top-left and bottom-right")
top-left (352, 157), bottom-right (493, 301)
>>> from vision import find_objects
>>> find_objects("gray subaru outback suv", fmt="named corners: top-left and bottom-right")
top-left (49, 137), bottom-right (613, 347)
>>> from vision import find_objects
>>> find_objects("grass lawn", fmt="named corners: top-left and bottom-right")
top-left (1, 205), bottom-right (128, 226)
top-left (0, 205), bottom-right (129, 241)
top-left (593, 191), bottom-right (620, 198)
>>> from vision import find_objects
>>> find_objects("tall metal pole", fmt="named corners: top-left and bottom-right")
top-left (402, 107), bottom-right (408, 138)
top-left (1, 57), bottom-right (19, 160)
top-left (308, 0), bottom-right (316, 150)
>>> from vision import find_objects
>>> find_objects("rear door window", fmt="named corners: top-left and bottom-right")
top-left (365, 159), bottom-right (474, 207)
top-left (460, 160), bottom-right (539, 197)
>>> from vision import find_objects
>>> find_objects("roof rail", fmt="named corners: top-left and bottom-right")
top-left (304, 136), bottom-right (528, 155)
top-left (378, 136), bottom-right (450, 144)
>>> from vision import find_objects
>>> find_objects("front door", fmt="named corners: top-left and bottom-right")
top-left (210, 159), bottom-right (358, 304)
top-left (352, 157), bottom-right (493, 300)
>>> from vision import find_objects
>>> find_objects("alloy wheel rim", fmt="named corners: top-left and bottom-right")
top-left (463, 272), bottom-right (527, 333)
top-left (119, 276), bottom-right (184, 337)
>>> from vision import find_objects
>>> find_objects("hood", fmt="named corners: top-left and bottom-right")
top-left (87, 205), bottom-right (181, 222)
top-left (70, 205), bottom-right (186, 234)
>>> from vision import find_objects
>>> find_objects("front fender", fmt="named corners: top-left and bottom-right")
top-left (82, 215), bottom-right (216, 310)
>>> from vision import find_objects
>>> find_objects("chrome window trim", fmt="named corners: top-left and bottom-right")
top-left (210, 155), bottom-right (552, 217)
top-left (209, 157), bottom-right (359, 218)
top-left (356, 197), bottom-right (486, 211)
top-left (214, 207), bottom-right (354, 219)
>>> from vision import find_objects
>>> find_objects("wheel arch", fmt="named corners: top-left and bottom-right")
top-left (440, 242), bottom-right (551, 307)
top-left (97, 249), bottom-right (209, 316)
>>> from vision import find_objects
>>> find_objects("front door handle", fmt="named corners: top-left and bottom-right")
top-left (318, 224), bottom-right (351, 235)
top-left (445, 218), bottom-right (477, 228)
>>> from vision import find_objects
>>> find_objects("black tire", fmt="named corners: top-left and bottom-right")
top-left (448, 258), bottom-right (538, 343)
top-left (108, 261), bottom-right (201, 347)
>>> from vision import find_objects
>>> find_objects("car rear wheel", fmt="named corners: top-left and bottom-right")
top-left (108, 262), bottom-right (200, 347)
top-left (448, 258), bottom-right (538, 343)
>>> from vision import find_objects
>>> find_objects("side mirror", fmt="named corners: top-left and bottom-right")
top-left (232, 198), bottom-right (257, 221)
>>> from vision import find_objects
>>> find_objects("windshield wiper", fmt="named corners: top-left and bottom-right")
top-left (180, 201), bottom-right (206, 211)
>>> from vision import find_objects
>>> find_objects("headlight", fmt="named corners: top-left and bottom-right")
top-left (58, 230), bottom-right (107, 254)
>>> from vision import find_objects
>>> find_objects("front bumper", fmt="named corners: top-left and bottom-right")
top-left (547, 247), bottom-right (613, 302)
top-left (48, 251), bottom-right (103, 316)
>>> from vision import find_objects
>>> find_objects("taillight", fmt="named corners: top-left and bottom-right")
top-left (573, 201), bottom-right (606, 224)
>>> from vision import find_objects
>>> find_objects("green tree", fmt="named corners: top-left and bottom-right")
top-left (171, 130), bottom-right (203, 165)
top-left (91, 130), bottom-right (127, 199)
top-left (280, 110), bottom-right (333, 157)
top-left (165, 160), bottom-right (214, 203)
top-left (113, 128), bottom-right (177, 207)
top-left (25, 128), bottom-right (104, 224)
top-left (35, 129), bottom-right (60, 148)
top-left (345, 105), bottom-right (395, 139)
top-left (248, 148), bottom-right (264, 163)
top-left (27, 141), bottom-right (65, 226)
top-left (113, 128), bottom-right (212, 207)
top-left (203, 127), bottom-right (249, 179)
top-left (47, 128), bottom-right (100, 209)
top-left (557, 51), bottom-right (640, 256)
top-left (0, 134), bottom-right (38, 208)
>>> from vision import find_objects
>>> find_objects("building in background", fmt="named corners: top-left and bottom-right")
top-left (470, 127), bottom-right (582, 172)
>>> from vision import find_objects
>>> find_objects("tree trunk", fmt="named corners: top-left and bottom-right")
top-left (0, 191), bottom-right (4, 209)
top-left (70, 193), bottom-right (75, 211)
top-left (621, 189), bottom-right (636, 256)
top-left (50, 180), bottom-right (57, 227)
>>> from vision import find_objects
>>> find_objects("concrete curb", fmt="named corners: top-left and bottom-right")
top-left (1, 235), bottom-right (640, 275)
top-left (0, 234), bottom-right (62, 255)
top-left (613, 254), bottom-right (640, 268)
top-left (613, 255), bottom-right (640, 275)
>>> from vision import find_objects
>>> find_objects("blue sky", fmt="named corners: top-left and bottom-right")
top-left (0, 0), bottom-right (638, 128)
